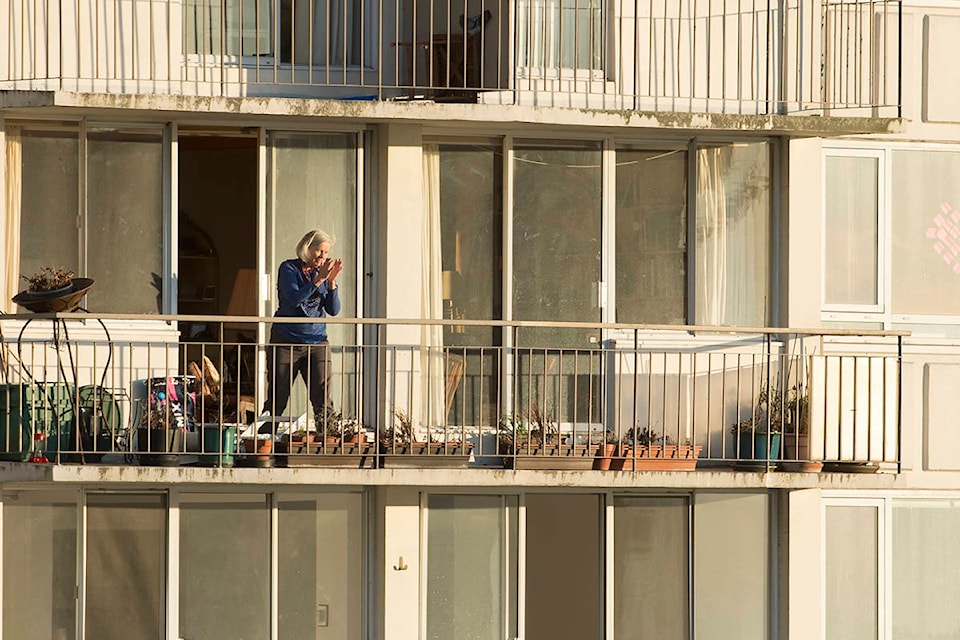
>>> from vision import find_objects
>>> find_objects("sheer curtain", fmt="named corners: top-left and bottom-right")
top-left (695, 143), bottom-right (770, 326)
top-left (2, 127), bottom-right (21, 312)
top-left (421, 145), bottom-right (446, 429)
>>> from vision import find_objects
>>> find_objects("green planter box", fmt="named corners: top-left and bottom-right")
top-left (0, 383), bottom-right (75, 461)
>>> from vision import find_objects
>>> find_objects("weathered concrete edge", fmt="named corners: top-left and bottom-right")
top-left (0, 90), bottom-right (903, 136)
top-left (0, 463), bottom-right (940, 491)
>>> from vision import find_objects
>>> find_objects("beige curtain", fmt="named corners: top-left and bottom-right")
top-left (3, 126), bottom-right (22, 312)
top-left (421, 144), bottom-right (446, 430)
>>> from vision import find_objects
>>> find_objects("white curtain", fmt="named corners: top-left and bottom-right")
top-left (3, 126), bottom-right (22, 312)
top-left (695, 143), bottom-right (770, 327)
top-left (517, 0), bottom-right (601, 71)
top-left (421, 145), bottom-right (446, 429)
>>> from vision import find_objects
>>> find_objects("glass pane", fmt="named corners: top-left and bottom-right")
top-left (616, 146), bottom-right (688, 324)
top-left (278, 494), bottom-right (364, 640)
top-left (892, 499), bottom-right (960, 639)
top-left (825, 505), bottom-right (878, 640)
top-left (267, 132), bottom-right (359, 422)
top-left (693, 492), bottom-right (768, 640)
top-left (525, 494), bottom-right (601, 640)
top-left (518, 0), bottom-right (603, 70)
top-left (86, 493), bottom-right (166, 640)
top-left (695, 142), bottom-right (771, 326)
top-left (426, 495), bottom-right (517, 640)
top-left (18, 130), bottom-right (80, 286)
top-left (513, 141), bottom-right (601, 347)
top-left (267, 131), bottom-right (358, 344)
top-left (3, 492), bottom-right (78, 640)
top-left (184, 0), bottom-right (273, 56)
top-left (180, 495), bottom-right (270, 640)
top-left (891, 150), bottom-right (960, 315)
top-left (614, 496), bottom-right (689, 639)
top-left (434, 143), bottom-right (502, 346)
top-left (824, 155), bottom-right (879, 306)
top-left (87, 129), bottom-right (164, 313)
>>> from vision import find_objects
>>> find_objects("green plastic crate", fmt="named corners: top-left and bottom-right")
top-left (0, 383), bottom-right (75, 461)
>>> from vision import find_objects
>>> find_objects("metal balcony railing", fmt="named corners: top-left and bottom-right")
top-left (1, 0), bottom-right (901, 115)
top-left (0, 313), bottom-right (903, 472)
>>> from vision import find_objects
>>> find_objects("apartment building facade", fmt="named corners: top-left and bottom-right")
top-left (1, 1), bottom-right (958, 639)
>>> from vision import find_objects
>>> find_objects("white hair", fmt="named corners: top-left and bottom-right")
top-left (295, 229), bottom-right (335, 262)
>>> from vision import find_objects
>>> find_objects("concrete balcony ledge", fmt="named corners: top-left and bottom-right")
top-left (0, 462), bottom-right (916, 490)
top-left (0, 90), bottom-right (903, 137)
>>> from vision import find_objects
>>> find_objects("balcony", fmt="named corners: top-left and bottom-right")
top-left (0, 313), bottom-right (903, 473)
top-left (0, 0), bottom-right (901, 116)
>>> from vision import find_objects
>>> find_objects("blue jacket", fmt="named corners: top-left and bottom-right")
top-left (272, 258), bottom-right (341, 344)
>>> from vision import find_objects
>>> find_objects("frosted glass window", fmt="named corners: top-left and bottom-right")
top-left (180, 495), bottom-right (270, 640)
top-left (278, 494), bottom-right (364, 640)
top-left (426, 495), bottom-right (518, 640)
top-left (824, 155), bottom-right (879, 306)
top-left (891, 150), bottom-right (960, 315)
top-left (87, 129), bottom-right (164, 313)
top-left (892, 499), bottom-right (960, 639)
top-left (2, 492), bottom-right (78, 640)
top-left (694, 492), bottom-right (769, 640)
top-left (513, 141), bottom-right (601, 347)
top-left (825, 505), bottom-right (878, 640)
top-left (18, 130), bottom-right (80, 284)
top-left (614, 496), bottom-right (689, 639)
top-left (695, 142), bottom-right (771, 326)
top-left (86, 493), bottom-right (166, 640)
top-left (615, 146), bottom-right (688, 324)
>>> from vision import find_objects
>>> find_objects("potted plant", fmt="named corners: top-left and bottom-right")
top-left (12, 266), bottom-right (95, 313)
top-left (378, 408), bottom-right (471, 468)
top-left (136, 398), bottom-right (187, 467)
top-left (498, 404), bottom-right (597, 470)
top-left (592, 428), bottom-right (619, 470)
top-left (780, 384), bottom-right (821, 472)
top-left (274, 408), bottom-right (376, 468)
top-left (731, 386), bottom-right (783, 466)
top-left (615, 426), bottom-right (702, 471)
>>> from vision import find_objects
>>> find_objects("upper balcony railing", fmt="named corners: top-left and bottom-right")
top-left (0, 313), bottom-right (903, 472)
top-left (1, 0), bottom-right (901, 116)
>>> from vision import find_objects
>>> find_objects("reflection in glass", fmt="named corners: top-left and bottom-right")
top-left (891, 150), bottom-right (960, 315)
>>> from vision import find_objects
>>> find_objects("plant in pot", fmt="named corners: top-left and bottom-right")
top-left (616, 425), bottom-right (702, 471)
top-left (378, 409), bottom-right (470, 467)
top-left (731, 386), bottom-right (783, 467)
top-left (592, 428), bottom-right (620, 470)
top-left (13, 266), bottom-right (95, 313)
top-left (780, 384), bottom-right (821, 472)
top-left (136, 399), bottom-right (187, 467)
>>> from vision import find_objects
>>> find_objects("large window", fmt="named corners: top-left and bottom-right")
top-left (184, 0), bottom-right (369, 66)
top-left (8, 126), bottom-right (164, 314)
top-left (425, 495), bottom-right (518, 640)
top-left (823, 146), bottom-right (960, 327)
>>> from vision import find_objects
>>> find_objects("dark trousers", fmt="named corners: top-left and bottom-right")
top-left (262, 328), bottom-right (332, 426)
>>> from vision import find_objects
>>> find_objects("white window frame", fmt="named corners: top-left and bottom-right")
top-left (821, 495), bottom-right (888, 640)
top-left (821, 148), bottom-right (886, 316)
